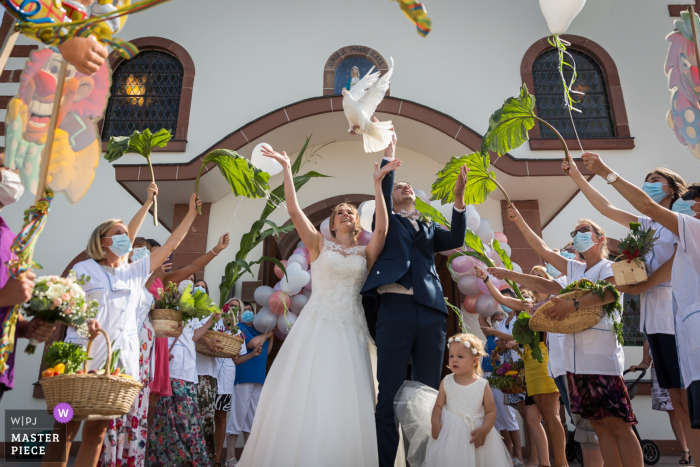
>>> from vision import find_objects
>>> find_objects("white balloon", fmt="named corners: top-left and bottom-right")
top-left (301, 288), bottom-right (312, 299)
top-left (466, 209), bottom-right (481, 232)
top-left (320, 218), bottom-right (332, 240)
top-left (476, 226), bottom-right (495, 243)
top-left (414, 189), bottom-right (429, 203)
top-left (253, 285), bottom-right (274, 308)
top-left (287, 253), bottom-right (308, 271)
top-left (251, 143), bottom-right (283, 176)
top-left (512, 262), bottom-right (523, 274)
top-left (297, 240), bottom-right (305, 249)
top-left (539, 0), bottom-right (586, 35)
top-left (438, 202), bottom-right (455, 221)
top-left (360, 207), bottom-right (375, 233)
top-left (500, 243), bottom-right (512, 257)
top-left (280, 262), bottom-right (310, 292)
top-left (290, 294), bottom-right (308, 314)
top-left (458, 275), bottom-right (481, 296)
top-left (359, 200), bottom-right (375, 215)
top-left (276, 312), bottom-right (298, 335)
top-left (475, 294), bottom-right (498, 318)
top-left (478, 219), bottom-right (491, 231)
top-left (253, 306), bottom-right (277, 333)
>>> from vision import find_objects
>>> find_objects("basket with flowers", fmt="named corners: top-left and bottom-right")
top-left (21, 271), bottom-right (99, 354)
top-left (152, 282), bottom-right (217, 338)
top-left (196, 301), bottom-right (245, 358)
top-left (487, 358), bottom-right (525, 394)
top-left (612, 221), bottom-right (657, 285)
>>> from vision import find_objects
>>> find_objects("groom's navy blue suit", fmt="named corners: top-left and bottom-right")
top-left (361, 159), bottom-right (467, 467)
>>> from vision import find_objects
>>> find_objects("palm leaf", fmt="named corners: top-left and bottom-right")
top-left (481, 83), bottom-right (536, 157)
top-left (290, 135), bottom-right (311, 176)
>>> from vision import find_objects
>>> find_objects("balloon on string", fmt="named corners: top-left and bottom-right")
top-left (301, 288), bottom-right (312, 299)
top-left (475, 294), bottom-right (498, 318)
top-left (320, 218), bottom-right (332, 240)
top-left (274, 327), bottom-right (287, 340)
top-left (290, 294), bottom-right (308, 314)
top-left (254, 285), bottom-right (274, 308)
top-left (438, 202), bottom-right (455, 220)
top-left (477, 277), bottom-right (492, 295)
top-left (512, 263), bottom-right (523, 274)
top-left (288, 287), bottom-right (302, 295)
top-left (452, 256), bottom-right (473, 274)
top-left (276, 312), bottom-right (298, 336)
top-left (251, 143), bottom-right (283, 176)
top-left (494, 232), bottom-right (508, 244)
top-left (269, 291), bottom-right (291, 315)
top-left (293, 247), bottom-right (309, 258)
top-left (414, 189), bottom-right (429, 203)
top-left (463, 295), bottom-right (479, 314)
top-left (273, 282), bottom-right (281, 291)
top-left (358, 230), bottom-right (372, 246)
top-left (466, 209), bottom-right (481, 232)
top-left (360, 207), bottom-right (375, 233)
top-left (476, 225), bottom-right (495, 243)
top-left (253, 306), bottom-right (277, 333)
top-left (539, 0), bottom-right (586, 35)
top-left (479, 219), bottom-right (491, 231)
top-left (500, 243), bottom-right (512, 257)
top-left (458, 275), bottom-right (481, 296)
top-left (304, 272), bottom-right (312, 291)
top-left (358, 200), bottom-right (375, 215)
top-left (274, 260), bottom-right (288, 280)
top-left (280, 262), bottom-right (310, 292)
top-left (287, 254), bottom-right (308, 271)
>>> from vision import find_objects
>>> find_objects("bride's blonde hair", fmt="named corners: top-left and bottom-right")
top-left (447, 333), bottom-right (486, 376)
top-left (329, 203), bottom-right (361, 240)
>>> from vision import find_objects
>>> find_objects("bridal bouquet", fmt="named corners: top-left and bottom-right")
top-left (22, 271), bottom-right (99, 354)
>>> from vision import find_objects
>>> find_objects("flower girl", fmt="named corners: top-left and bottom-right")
top-left (395, 333), bottom-right (512, 467)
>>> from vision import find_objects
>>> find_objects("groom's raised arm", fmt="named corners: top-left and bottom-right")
top-left (373, 128), bottom-right (396, 230)
top-left (433, 208), bottom-right (467, 252)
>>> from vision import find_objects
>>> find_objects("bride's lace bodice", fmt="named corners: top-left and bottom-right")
top-left (444, 375), bottom-right (487, 423)
top-left (303, 239), bottom-right (371, 342)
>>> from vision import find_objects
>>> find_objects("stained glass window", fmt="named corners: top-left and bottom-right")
top-left (532, 49), bottom-right (615, 139)
top-left (101, 50), bottom-right (183, 140)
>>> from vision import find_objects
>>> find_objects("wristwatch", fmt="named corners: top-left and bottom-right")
top-left (483, 276), bottom-right (490, 284)
top-left (573, 299), bottom-right (581, 310)
top-left (606, 172), bottom-right (618, 184)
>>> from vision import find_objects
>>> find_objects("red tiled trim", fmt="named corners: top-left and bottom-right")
top-left (669, 2), bottom-right (700, 16)
top-left (99, 36), bottom-right (195, 152)
top-left (520, 35), bottom-right (634, 149)
top-left (114, 95), bottom-right (593, 184)
top-left (323, 45), bottom-right (390, 96)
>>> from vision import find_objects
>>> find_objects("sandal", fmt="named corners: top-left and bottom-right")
top-left (680, 450), bottom-right (691, 465)
top-left (512, 459), bottom-right (524, 467)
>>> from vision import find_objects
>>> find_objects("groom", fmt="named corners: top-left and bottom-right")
top-left (362, 132), bottom-right (468, 467)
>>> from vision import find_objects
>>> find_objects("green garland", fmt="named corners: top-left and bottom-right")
top-left (559, 279), bottom-right (624, 345)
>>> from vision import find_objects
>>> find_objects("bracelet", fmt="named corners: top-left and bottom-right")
top-left (210, 249), bottom-right (219, 256)
top-left (483, 276), bottom-right (489, 284)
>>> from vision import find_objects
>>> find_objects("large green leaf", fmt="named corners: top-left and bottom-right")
top-left (202, 149), bottom-right (271, 199)
top-left (258, 223), bottom-right (296, 243)
top-left (481, 83), bottom-right (536, 157)
top-left (491, 239), bottom-right (513, 270)
top-left (104, 136), bottom-right (130, 162)
top-left (105, 128), bottom-right (172, 162)
top-left (464, 228), bottom-right (486, 256)
top-left (290, 135), bottom-right (311, 176)
top-left (415, 198), bottom-right (450, 227)
top-left (431, 153), bottom-right (497, 206)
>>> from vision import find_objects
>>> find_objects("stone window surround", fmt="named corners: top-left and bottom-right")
top-left (323, 45), bottom-right (390, 96)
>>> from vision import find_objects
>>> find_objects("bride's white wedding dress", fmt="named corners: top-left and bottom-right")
top-left (238, 239), bottom-right (378, 467)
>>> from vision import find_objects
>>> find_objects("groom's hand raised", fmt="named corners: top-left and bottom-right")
top-left (454, 165), bottom-right (469, 209)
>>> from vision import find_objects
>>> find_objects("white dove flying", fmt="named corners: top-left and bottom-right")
top-left (342, 57), bottom-right (395, 153)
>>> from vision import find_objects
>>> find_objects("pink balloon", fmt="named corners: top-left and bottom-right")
top-left (452, 256), bottom-right (473, 274)
top-left (274, 327), bottom-right (287, 340)
top-left (488, 249), bottom-right (500, 261)
top-left (293, 247), bottom-right (309, 257)
top-left (477, 277), bottom-right (493, 295)
top-left (463, 295), bottom-right (479, 314)
top-left (274, 260), bottom-right (288, 280)
top-left (494, 232), bottom-right (508, 244)
top-left (358, 230), bottom-right (372, 246)
top-left (269, 291), bottom-right (291, 315)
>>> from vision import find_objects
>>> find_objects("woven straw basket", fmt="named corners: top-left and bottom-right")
top-left (499, 370), bottom-right (526, 394)
top-left (196, 330), bottom-right (245, 358)
top-left (41, 328), bottom-right (142, 420)
top-left (612, 259), bottom-right (648, 286)
top-left (529, 287), bottom-right (603, 334)
top-left (150, 308), bottom-right (183, 338)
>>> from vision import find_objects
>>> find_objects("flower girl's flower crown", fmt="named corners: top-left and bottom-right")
top-left (447, 336), bottom-right (477, 355)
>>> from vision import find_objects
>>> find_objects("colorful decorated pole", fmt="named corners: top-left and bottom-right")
top-left (0, 30), bottom-right (18, 76)
top-left (689, 6), bottom-right (700, 77)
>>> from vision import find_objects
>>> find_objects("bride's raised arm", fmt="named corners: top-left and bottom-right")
top-left (262, 147), bottom-right (324, 261)
top-left (366, 159), bottom-right (401, 269)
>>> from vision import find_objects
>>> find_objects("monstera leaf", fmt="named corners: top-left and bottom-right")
top-left (431, 153), bottom-right (498, 206)
top-left (481, 84), bottom-right (536, 157)
top-left (104, 128), bottom-right (172, 226)
top-left (194, 149), bottom-right (271, 214)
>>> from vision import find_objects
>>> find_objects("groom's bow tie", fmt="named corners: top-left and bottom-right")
top-left (398, 210), bottom-right (420, 221)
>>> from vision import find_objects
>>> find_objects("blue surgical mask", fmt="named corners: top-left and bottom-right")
top-left (131, 247), bottom-right (149, 262)
top-left (672, 199), bottom-right (697, 217)
top-left (642, 182), bottom-right (668, 203)
top-left (241, 310), bottom-right (255, 323)
top-left (560, 251), bottom-right (576, 260)
top-left (194, 286), bottom-right (206, 295)
top-left (573, 231), bottom-right (595, 253)
top-left (546, 263), bottom-right (561, 277)
top-left (105, 233), bottom-right (132, 257)
top-left (501, 305), bottom-right (512, 313)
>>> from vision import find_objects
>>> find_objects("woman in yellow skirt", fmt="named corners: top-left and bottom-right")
top-left (477, 269), bottom-right (567, 467)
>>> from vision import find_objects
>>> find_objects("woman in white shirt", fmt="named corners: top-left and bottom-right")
top-left (44, 193), bottom-right (201, 467)
top-left (576, 152), bottom-right (700, 459)
top-left (495, 204), bottom-right (643, 467)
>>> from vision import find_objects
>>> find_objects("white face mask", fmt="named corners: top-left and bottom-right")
top-left (178, 280), bottom-right (193, 294)
top-left (0, 170), bottom-right (24, 206)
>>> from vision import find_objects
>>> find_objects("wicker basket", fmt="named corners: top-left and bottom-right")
top-left (150, 308), bottom-right (183, 338)
top-left (612, 259), bottom-right (648, 286)
top-left (529, 287), bottom-right (603, 334)
top-left (41, 329), bottom-right (142, 420)
top-left (196, 330), bottom-right (245, 358)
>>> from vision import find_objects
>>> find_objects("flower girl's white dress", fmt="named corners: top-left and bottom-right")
top-left (396, 375), bottom-right (512, 467)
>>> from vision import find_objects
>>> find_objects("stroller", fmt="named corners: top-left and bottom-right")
top-left (624, 369), bottom-right (661, 465)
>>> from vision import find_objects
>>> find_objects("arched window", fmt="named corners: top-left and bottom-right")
top-left (532, 49), bottom-right (614, 139)
top-left (323, 45), bottom-right (390, 96)
top-left (521, 35), bottom-right (633, 150)
top-left (101, 50), bottom-right (184, 140)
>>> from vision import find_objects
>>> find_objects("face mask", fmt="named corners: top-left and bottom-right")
top-left (0, 170), bottom-right (24, 206)
top-left (573, 231), bottom-right (595, 253)
top-left (642, 182), bottom-right (668, 203)
top-left (672, 199), bottom-right (697, 217)
top-left (106, 233), bottom-right (132, 257)
top-left (194, 286), bottom-right (206, 295)
top-left (501, 305), bottom-right (512, 313)
top-left (241, 310), bottom-right (255, 323)
top-left (131, 247), bottom-right (149, 262)
top-left (178, 280), bottom-right (193, 294)
top-left (560, 251), bottom-right (576, 260)
top-left (546, 263), bottom-right (561, 277)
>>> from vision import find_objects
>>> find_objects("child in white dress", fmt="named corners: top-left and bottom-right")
top-left (395, 333), bottom-right (512, 467)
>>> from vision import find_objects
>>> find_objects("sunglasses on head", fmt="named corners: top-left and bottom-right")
top-left (569, 225), bottom-right (599, 238)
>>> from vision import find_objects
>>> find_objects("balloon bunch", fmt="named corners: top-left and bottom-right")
top-left (251, 241), bottom-right (313, 341)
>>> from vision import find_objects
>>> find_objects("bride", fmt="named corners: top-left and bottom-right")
top-left (236, 143), bottom-right (401, 467)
